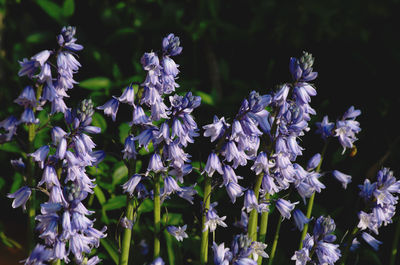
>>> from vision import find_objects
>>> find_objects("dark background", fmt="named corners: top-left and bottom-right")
top-left (1, 0), bottom-right (400, 264)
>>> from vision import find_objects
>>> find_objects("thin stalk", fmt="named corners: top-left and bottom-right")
top-left (267, 216), bottom-right (283, 265)
top-left (119, 160), bottom-right (136, 265)
top-left (257, 193), bottom-right (270, 265)
top-left (339, 226), bottom-right (359, 265)
top-left (299, 140), bottom-right (329, 249)
top-left (154, 173), bottom-right (161, 258)
top-left (248, 173), bottom-right (264, 241)
top-left (52, 259), bottom-right (61, 265)
top-left (389, 217), bottom-right (400, 265)
top-left (200, 176), bottom-right (212, 264)
top-left (119, 198), bottom-right (135, 265)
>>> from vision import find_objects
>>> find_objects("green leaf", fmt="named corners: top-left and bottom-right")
top-left (100, 238), bottom-right (119, 264)
top-left (112, 163), bottom-right (128, 187)
top-left (26, 32), bottom-right (49, 44)
top-left (0, 142), bottom-right (22, 154)
top-left (92, 112), bottom-right (107, 132)
top-left (62, 0), bottom-right (74, 17)
top-left (138, 199), bottom-right (154, 213)
top-left (119, 123), bottom-right (131, 144)
top-left (79, 77), bottom-right (111, 91)
top-left (0, 178), bottom-right (5, 191)
top-left (93, 185), bottom-right (106, 205)
top-left (103, 195), bottom-right (126, 211)
top-left (36, 0), bottom-right (64, 23)
top-left (10, 173), bottom-right (22, 193)
top-left (195, 91), bottom-right (215, 105)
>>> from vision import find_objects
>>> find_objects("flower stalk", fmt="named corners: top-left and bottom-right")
top-left (257, 193), bottom-right (270, 265)
top-left (268, 215), bottom-right (283, 265)
top-left (200, 176), bottom-right (212, 264)
top-left (154, 173), bottom-right (161, 259)
top-left (248, 173), bottom-right (264, 241)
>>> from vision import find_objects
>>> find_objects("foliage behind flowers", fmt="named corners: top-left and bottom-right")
top-left (0, 7), bottom-right (400, 265)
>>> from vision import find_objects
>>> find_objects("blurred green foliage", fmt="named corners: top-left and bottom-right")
top-left (1, 0), bottom-right (400, 264)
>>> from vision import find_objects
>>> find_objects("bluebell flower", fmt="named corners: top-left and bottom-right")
top-left (97, 96), bottom-right (119, 121)
top-left (203, 116), bottom-right (229, 142)
top-left (204, 153), bottom-right (224, 177)
top-left (291, 248), bottom-right (311, 265)
top-left (14, 86), bottom-right (37, 108)
top-left (275, 198), bottom-right (298, 219)
top-left (7, 186), bottom-right (31, 211)
top-left (361, 232), bottom-right (382, 251)
top-left (250, 241), bottom-right (268, 261)
top-left (332, 170), bottom-right (352, 189)
top-left (122, 135), bottom-right (137, 160)
top-left (18, 50), bottom-right (51, 78)
top-left (315, 116), bottom-right (335, 140)
top-left (58, 26), bottom-right (83, 51)
top-left (118, 84), bottom-right (135, 105)
top-left (204, 202), bottom-right (227, 232)
top-left (150, 257), bottom-right (165, 265)
top-left (147, 153), bottom-right (166, 173)
top-left (161, 176), bottom-right (182, 198)
top-left (167, 225), bottom-right (188, 241)
top-left (0, 115), bottom-right (19, 143)
top-left (293, 209), bottom-right (310, 231)
top-left (177, 185), bottom-right (197, 204)
top-left (243, 190), bottom-right (259, 213)
top-left (20, 108), bottom-right (39, 124)
top-left (22, 244), bottom-right (53, 265)
top-left (162, 33), bottom-right (183, 56)
top-left (212, 242), bottom-right (231, 265)
top-left (130, 105), bottom-right (149, 125)
top-left (29, 145), bottom-right (49, 169)
top-left (306, 153), bottom-right (321, 171)
top-left (122, 174), bottom-right (142, 196)
top-left (162, 56), bottom-right (180, 76)
top-left (226, 181), bottom-right (244, 203)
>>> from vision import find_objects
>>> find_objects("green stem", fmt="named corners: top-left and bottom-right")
top-left (119, 197), bottom-right (135, 265)
top-left (299, 140), bottom-right (329, 249)
top-left (200, 176), bottom-right (212, 264)
top-left (268, 216), bottom-right (283, 265)
top-left (389, 217), bottom-right (400, 265)
top-left (339, 226), bottom-right (359, 265)
top-left (257, 193), bottom-right (270, 265)
top-left (119, 161), bottom-right (136, 265)
top-left (52, 259), bottom-right (61, 265)
top-left (27, 123), bottom-right (36, 251)
top-left (248, 173), bottom-right (264, 241)
top-left (154, 174), bottom-right (161, 259)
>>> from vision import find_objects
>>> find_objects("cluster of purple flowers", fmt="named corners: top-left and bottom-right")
top-left (316, 106), bottom-right (361, 153)
top-left (293, 216), bottom-right (341, 265)
top-left (6, 27), bottom-right (106, 265)
top-left (212, 234), bottom-right (268, 265)
top-left (98, 34), bottom-right (200, 244)
top-left (355, 167), bottom-right (400, 250)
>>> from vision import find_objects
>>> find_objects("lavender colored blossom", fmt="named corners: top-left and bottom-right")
top-left (97, 96), bottom-right (119, 121)
top-left (14, 86), bottom-right (37, 108)
top-left (204, 152), bottom-right (224, 177)
top-left (275, 198), bottom-right (298, 219)
top-left (167, 225), bottom-right (188, 241)
top-left (315, 116), bottom-right (334, 139)
top-left (361, 232), bottom-right (382, 251)
top-left (212, 242), bottom-right (230, 265)
top-left (118, 84), bottom-right (135, 105)
top-left (22, 244), bottom-right (53, 265)
top-left (332, 170), bottom-right (352, 189)
top-left (162, 33), bottom-right (183, 56)
top-left (120, 217), bottom-right (133, 229)
top-left (293, 209), bottom-right (310, 231)
top-left (204, 203), bottom-right (227, 232)
top-left (29, 145), bottom-right (49, 169)
top-left (20, 108), bottom-right (39, 124)
top-left (291, 248), bottom-right (311, 265)
top-left (122, 135), bottom-right (137, 160)
top-left (7, 186), bottom-right (31, 210)
top-left (122, 174), bottom-right (142, 196)
top-left (306, 153), bottom-right (321, 171)
top-left (150, 257), bottom-right (165, 265)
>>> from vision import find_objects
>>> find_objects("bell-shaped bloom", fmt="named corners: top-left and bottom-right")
top-left (226, 181), bottom-right (244, 203)
top-left (122, 174), bottom-right (142, 196)
top-left (293, 209), bottom-right (310, 231)
top-left (361, 232), bottom-right (382, 251)
top-left (167, 225), bottom-right (188, 241)
top-left (332, 170), bottom-right (352, 189)
top-left (118, 84), bottom-right (135, 105)
top-left (122, 135), bottom-right (137, 160)
top-left (97, 96), bottom-right (119, 121)
top-left (147, 153), bottom-right (166, 173)
top-left (14, 86), bottom-right (37, 108)
top-left (242, 190), bottom-right (258, 213)
top-left (7, 186), bottom-right (31, 210)
top-left (212, 242), bottom-right (231, 265)
top-left (276, 198), bottom-right (298, 220)
top-left (162, 33), bottom-right (183, 56)
top-left (20, 108), bottom-right (39, 124)
top-left (307, 153), bottom-right (321, 171)
top-left (204, 153), bottom-right (223, 177)
top-left (29, 145), bottom-right (49, 169)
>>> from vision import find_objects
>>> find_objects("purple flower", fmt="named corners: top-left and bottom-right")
top-left (226, 181), bottom-right (244, 203)
top-left (291, 248), bottom-right (311, 265)
top-left (14, 86), bottom-right (37, 108)
top-left (7, 186), bottom-right (31, 210)
top-left (29, 145), bottom-right (49, 169)
top-left (204, 203), bottom-right (227, 232)
top-left (97, 96), bottom-right (119, 121)
top-left (18, 50), bottom-right (51, 77)
top-left (122, 135), bottom-right (137, 160)
top-left (130, 105), bottom-right (149, 125)
top-left (150, 257), bottom-right (165, 265)
top-left (242, 190), bottom-right (258, 213)
top-left (20, 108), bottom-right (39, 124)
top-left (275, 198), bottom-right (298, 219)
top-left (167, 225), bottom-right (188, 241)
top-left (147, 153), bottom-right (166, 173)
top-left (306, 153), bottom-right (321, 171)
top-left (212, 242), bottom-right (231, 265)
top-left (118, 84), bottom-right (135, 105)
top-left (122, 174), bottom-right (142, 196)
top-left (162, 33), bottom-right (183, 56)
top-left (315, 116), bottom-right (334, 140)
top-left (204, 153), bottom-right (223, 177)
top-left (361, 232), bottom-right (382, 251)
top-left (22, 244), bottom-right (53, 265)
top-left (203, 116), bottom-right (229, 142)
top-left (293, 209), bottom-right (310, 231)
top-left (332, 170), bottom-right (352, 189)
